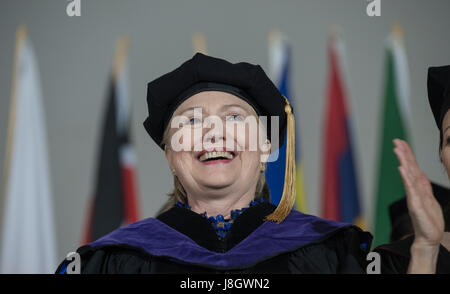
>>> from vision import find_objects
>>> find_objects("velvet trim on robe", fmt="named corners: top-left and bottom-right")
top-left (71, 207), bottom-right (371, 270)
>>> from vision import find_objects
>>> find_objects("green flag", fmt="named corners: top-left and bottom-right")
top-left (373, 27), bottom-right (411, 247)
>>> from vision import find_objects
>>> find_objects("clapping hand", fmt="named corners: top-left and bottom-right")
top-left (393, 139), bottom-right (444, 273)
top-left (393, 139), bottom-right (444, 246)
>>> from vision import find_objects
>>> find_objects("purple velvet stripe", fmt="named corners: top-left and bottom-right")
top-left (88, 210), bottom-right (351, 269)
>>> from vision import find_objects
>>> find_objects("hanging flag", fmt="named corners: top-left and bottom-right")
top-left (373, 25), bottom-right (411, 246)
top-left (321, 29), bottom-right (363, 227)
top-left (192, 32), bottom-right (208, 55)
top-left (0, 25), bottom-right (57, 273)
top-left (81, 37), bottom-right (140, 244)
top-left (267, 30), bottom-right (307, 212)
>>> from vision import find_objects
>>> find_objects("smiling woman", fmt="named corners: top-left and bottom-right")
top-left (159, 91), bottom-right (271, 216)
top-left (56, 53), bottom-right (372, 274)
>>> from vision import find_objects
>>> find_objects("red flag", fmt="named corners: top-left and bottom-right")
top-left (321, 34), bottom-right (362, 224)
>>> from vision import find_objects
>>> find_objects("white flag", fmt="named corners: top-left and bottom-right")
top-left (1, 26), bottom-right (57, 274)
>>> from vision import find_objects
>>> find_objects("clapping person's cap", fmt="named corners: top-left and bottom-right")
top-left (427, 65), bottom-right (450, 130)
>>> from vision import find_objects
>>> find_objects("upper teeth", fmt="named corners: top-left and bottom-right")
top-left (199, 151), bottom-right (234, 162)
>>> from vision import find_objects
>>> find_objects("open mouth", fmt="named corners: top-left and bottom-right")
top-left (197, 151), bottom-right (236, 163)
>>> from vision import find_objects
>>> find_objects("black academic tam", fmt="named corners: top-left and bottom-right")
top-left (143, 53), bottom-right (287, 149)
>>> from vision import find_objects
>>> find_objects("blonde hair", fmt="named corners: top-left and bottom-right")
top-left (156, 111), bottom-right (270, 216)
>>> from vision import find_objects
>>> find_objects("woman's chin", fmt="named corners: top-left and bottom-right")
top-left (196, 177), bottom-right (237, 190)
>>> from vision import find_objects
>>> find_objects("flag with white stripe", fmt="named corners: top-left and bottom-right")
top-left (1, 26), bottom-right (57, 274)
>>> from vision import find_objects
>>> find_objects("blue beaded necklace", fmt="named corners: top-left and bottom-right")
top-left (175, 198), bottom-right (267, 240)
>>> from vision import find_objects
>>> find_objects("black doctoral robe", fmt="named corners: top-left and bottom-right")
top-left (56, 202), bottom-right (372, 274)
top-left (374, 235), bottom-right (450, 274)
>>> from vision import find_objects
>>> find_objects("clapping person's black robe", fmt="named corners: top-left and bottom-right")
top-left (374, 235), bottom-right (450, 274)
top-left (56, 202), bottom-right (372, 274)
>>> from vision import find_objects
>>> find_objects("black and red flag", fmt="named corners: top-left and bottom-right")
top-left (82, 38), bottom-right (140, 244)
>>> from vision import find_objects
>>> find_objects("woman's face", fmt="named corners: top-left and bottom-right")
top-left (165, 91), bottom-right (269, 199)
top-left (442, 110), bottom-right (450, 179)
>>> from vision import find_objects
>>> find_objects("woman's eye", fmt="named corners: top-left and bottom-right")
top-left (187, 117), bottom-right (202, 125)
top-left (226, 114), bottom-right (244, 121)
top-left (446, 136), bottom-right (450, 145)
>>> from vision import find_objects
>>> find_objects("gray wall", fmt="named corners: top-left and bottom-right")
top-left (1, 0), bottom-right (449, 262)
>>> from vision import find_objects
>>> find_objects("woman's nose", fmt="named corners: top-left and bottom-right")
top-left (203, 128), bottom-right (225, 145)
top-left (202, 116), bottom-right (226, 146)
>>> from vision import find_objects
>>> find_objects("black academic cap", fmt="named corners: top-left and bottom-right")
top-left (143, 53), bottom-right (296, 223)
top-left (143, 53), bottom-right (287, 150)
top-left (427, 65), bottom-right (450, 130)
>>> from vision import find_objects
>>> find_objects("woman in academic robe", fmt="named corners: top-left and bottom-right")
top-left (374, 65), bottom-right (450, 274)
top-left (56, 53), bottom-right (371, 274)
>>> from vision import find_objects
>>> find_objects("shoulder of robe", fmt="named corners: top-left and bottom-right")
top-left (286, 226), bottom-right (372, 274)
top-left (55, 244), bottom-right (152, 274)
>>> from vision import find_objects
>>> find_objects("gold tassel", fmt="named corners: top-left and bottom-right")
top-left (265, 96), bottom-right (297, 223)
